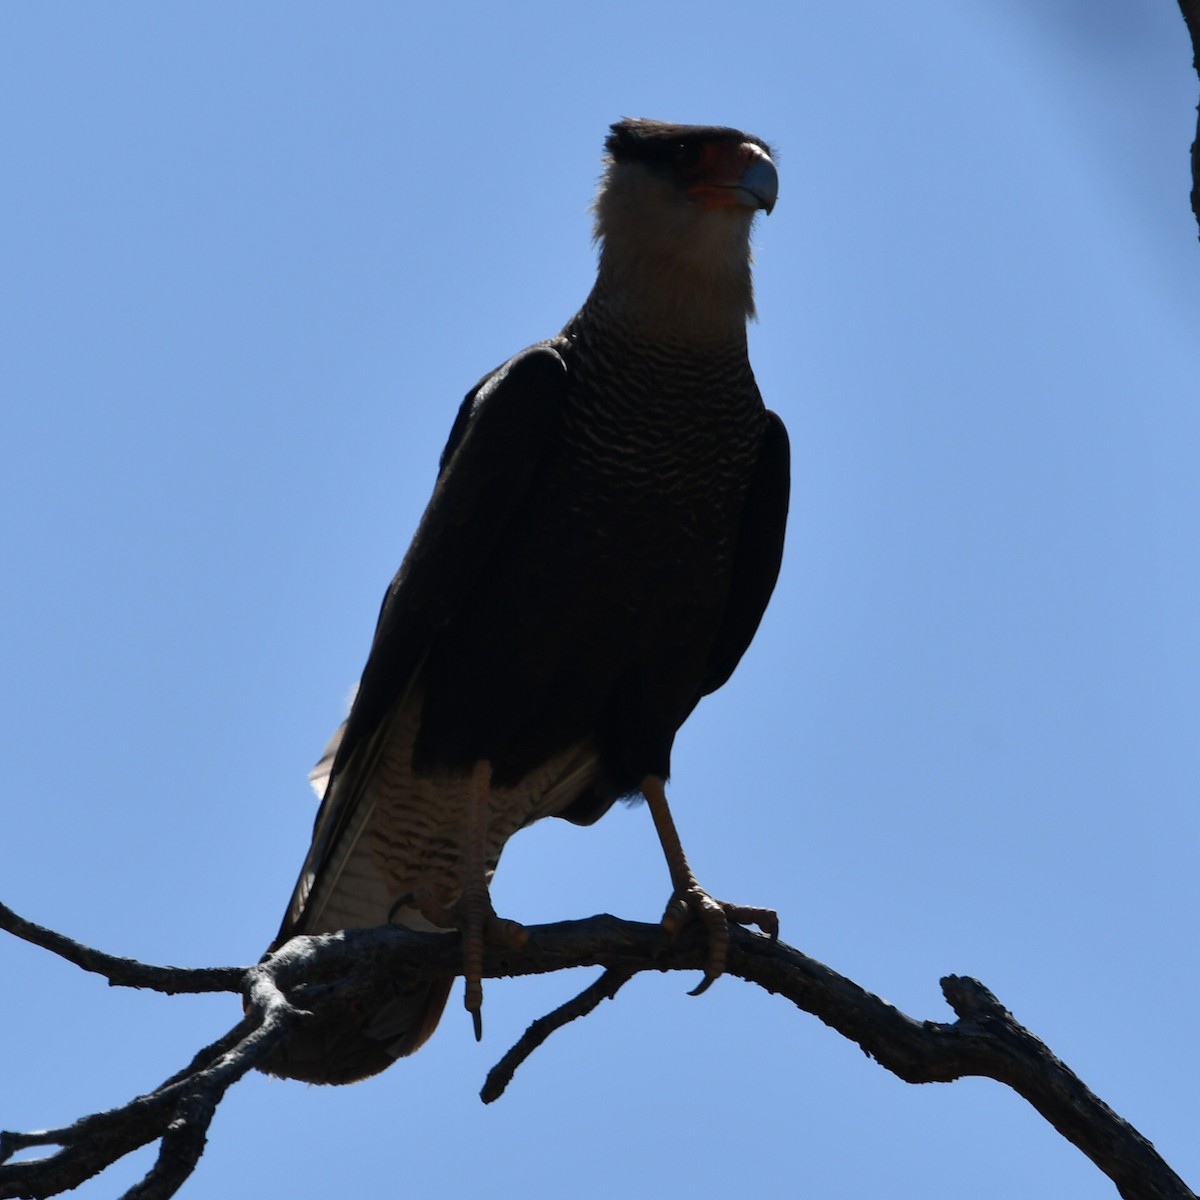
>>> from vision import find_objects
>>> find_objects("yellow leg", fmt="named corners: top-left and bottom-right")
top-left (459, 760), bottom-right (493, 1039)
top-left (402, 761), bottom-right (527, 1041)
top-left (641, 774), bottom-right (778, 995)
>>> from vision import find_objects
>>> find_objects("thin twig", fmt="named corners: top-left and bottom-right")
top-left (481, 968), bottom-right (636, 1103)
top-left (0, 901), bottom-right (243, 994)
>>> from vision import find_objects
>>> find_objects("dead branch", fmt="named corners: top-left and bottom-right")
top-left (0, 903), bottom-right (1194, 1200)
top-left (0, 901), bottom-right (242, 995)
top-left (480, 966), bottom-right (636, 1103)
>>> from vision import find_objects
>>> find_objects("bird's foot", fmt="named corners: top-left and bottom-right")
top-left (641, 773), bottom-right (777, 995)
top-left (409, 885), bottom-right (529, 1041)
top-left (457, 889), bottom-right (529, 1040)
top-left (660, 880), bottom-right (778, 995)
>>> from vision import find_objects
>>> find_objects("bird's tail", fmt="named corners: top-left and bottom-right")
top-left (257, 687), bottom-right (458, 1084)
top-left (257, 971), bottom-right (452, 1085)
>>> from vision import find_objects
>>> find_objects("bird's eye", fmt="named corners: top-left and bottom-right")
top-left (673, 142), bottom-right (702, 169)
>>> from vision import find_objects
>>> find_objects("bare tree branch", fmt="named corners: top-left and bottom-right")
top-left (0, 904), bottom-right (1194, 1200)
top-left (0, 901), bottom-right (242, 994)
top-left (480, 966), bottom-right (636, 1103)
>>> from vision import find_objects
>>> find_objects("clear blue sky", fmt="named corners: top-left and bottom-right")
top-left (3, 3), bottom-right (1197, 1197)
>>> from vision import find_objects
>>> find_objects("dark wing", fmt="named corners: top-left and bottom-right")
top-left (700, 409), bottom-right (790, 696)
top-left (274, 345), bottom-right (567, 943)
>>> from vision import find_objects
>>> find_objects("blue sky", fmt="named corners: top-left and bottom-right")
top-left (3, 2), bottom-right (1198, 1197)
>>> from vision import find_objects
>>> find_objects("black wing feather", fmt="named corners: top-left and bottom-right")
top-left (700, 409), bottom-right (790, 695)
top-left (276, 345), bottom-right (567, 941)
top-left (335, 346), bottom-right (566, 763)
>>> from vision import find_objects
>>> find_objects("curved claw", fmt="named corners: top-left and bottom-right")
top-left (461, 909), bottom-right (530, 1042)
top-left (460, 908), bottom-right (531, 1043)
top-left (659, 886), bottom-right (778, 994)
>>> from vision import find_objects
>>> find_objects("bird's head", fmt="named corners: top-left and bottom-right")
top-left (591, 118), bottom-right (778, 335)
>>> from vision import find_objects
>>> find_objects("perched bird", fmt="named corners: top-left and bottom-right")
top-left (262, 117), bottom-right (789, 1084)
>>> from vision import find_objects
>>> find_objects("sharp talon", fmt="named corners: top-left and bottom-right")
top-left (472, 1008), bottom-right (483, 1042)
top-left (656, 886), bottom-right (777, 996)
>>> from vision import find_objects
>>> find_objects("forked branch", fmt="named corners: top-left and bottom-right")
top-left (0, 901), bottom-right (1193, 1200)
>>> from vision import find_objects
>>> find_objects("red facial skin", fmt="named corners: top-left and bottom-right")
top-left (683, 140), bottom-right (775, 211)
